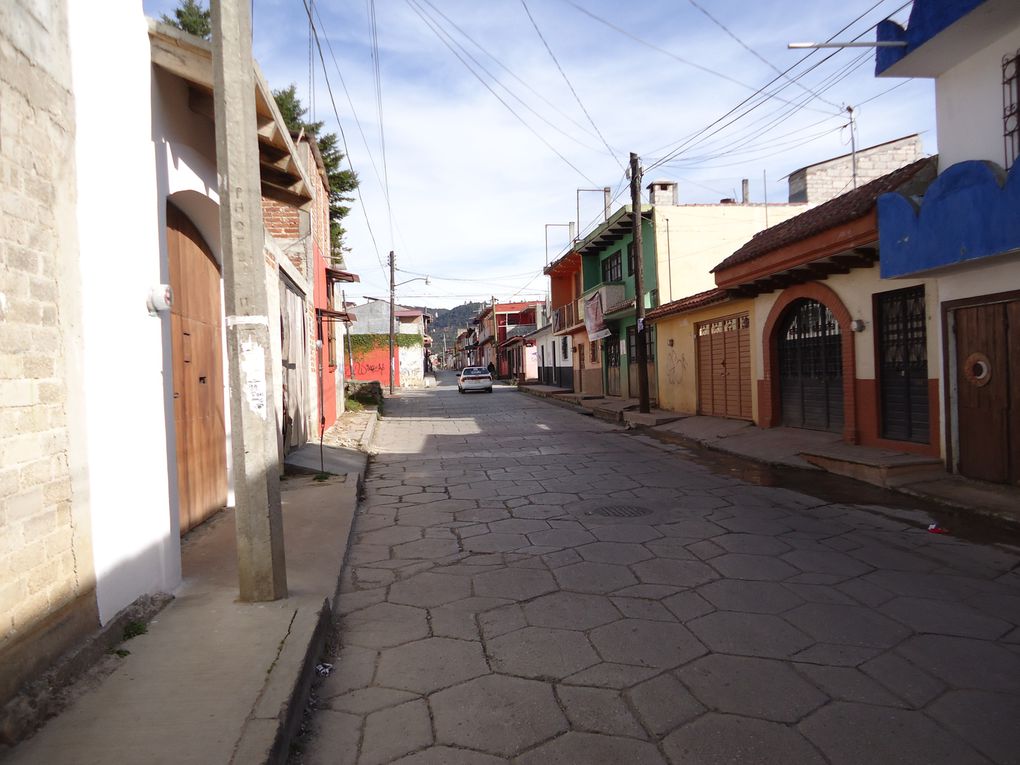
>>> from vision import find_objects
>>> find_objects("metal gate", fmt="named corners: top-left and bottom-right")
top-left (697, 314), bottom-right (751, 420)
top-left (877, 286), bottom-right (929, 442)
top-left (778, 299), bottom-right (843, 432)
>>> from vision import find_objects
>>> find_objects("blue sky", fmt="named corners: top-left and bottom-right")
top-left (142, 0), bottom-right (935, 308)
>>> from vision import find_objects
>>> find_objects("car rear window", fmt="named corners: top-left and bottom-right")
top-left (464, 368), bottom-right (488, 375)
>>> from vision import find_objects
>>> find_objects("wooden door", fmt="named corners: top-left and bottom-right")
top-left (954, 301), bottom-right (1019, 484)
top-left (697, 314), bottom-right (752, 420)
top-left (606, 337), bottom-right (621, 396)
top-left (168, 204), bottom-right (227, 534)
top-left (778, 299), bottom-right (843, 432)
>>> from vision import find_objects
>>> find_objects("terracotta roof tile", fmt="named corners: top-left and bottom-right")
top-left (712, 157), bottom-right (936, 274)
top-left (646, 288), bottom-right (729, 321)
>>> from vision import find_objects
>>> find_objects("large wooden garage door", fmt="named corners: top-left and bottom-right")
top-left (168, 204), bottom-right (227, 534)
top-left (778, 299), bottom-right (843, 432)
top-left (954, 300), bottom-right (1020, 485)
top-left (696, 314), bottom-right (751, 419)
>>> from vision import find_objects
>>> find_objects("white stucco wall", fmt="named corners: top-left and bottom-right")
top-left (652, 204), bottom-right (807, 305)
top-left (68, 5), bottom-right (180, 623)
top-left (935, 25), bottom-right (1020, 170)
top-left (399, 345), bottom-right (425, 387)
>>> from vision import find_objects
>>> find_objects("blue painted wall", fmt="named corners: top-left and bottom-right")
top-left (878, 160), bottom-right (1020, 277)
top-left (876, 0), bottom-right (988, 74)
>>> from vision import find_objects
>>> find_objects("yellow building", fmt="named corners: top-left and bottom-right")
top-left (648, 289), bottom-right (756, 420)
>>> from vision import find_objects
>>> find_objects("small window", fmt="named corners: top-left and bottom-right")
top-left (561, 336), bottom-right (569, 360)
top-left (1004, 49), bottom-right (1020, 170)
top-left (590, 340), bottom-right (599, 364)
top-left (627, 325), bottom-right (655, 362)
top-left (627, 242), bottom-right (636, 276)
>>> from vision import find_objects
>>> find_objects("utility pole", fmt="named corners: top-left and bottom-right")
top-left (388, 250), bottom-right (396, 395)
top-left (630, 152), bottom-right (650, 414)
top-left (210, 0), bottom-right (287, 601)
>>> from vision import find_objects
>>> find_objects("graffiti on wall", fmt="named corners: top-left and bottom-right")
top-left (665, 347), bottom-right (688, 386)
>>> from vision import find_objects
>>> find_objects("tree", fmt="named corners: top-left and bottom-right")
top-left (161, 0), bottom-right (211, 39)
top-left (272, 85), bottom-right (359, 266)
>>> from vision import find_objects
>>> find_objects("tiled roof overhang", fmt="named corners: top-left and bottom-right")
top-left (646, 288), bottom-right (730, 322)
top-left (712, 158), bottom-right (936, 297)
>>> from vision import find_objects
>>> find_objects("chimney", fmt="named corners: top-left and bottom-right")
top-left (741, 179), bottom-right (749, 204)
top-left (646, 180), bottom-right (678, 206)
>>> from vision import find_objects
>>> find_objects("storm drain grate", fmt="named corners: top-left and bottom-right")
top-left (588, 504), bottom-right (652, 518)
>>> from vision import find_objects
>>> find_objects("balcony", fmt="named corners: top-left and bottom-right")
top-left (580, 282), bottom-right (626, 318)
top-left (552, 300), bottom-right (583, 334)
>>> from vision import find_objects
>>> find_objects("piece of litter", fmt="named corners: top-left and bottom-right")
top-left (315, 663), bottom-right (334, 677)
top-left (927, 523), bottom-right (949, 535)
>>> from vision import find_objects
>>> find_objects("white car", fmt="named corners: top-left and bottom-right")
top-left (458, 367), bottom-right (493, 394)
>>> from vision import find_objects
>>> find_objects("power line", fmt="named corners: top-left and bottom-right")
top-left (645, 0), bottom-right (909, 175)
top-left (417, 0), bottom-right (609, 149)
top-left (519, 0), bottom-right (624, 170)
top-left (407, 0), bottom-right (609, 157)
top-left (685, 0), bottom-right (842, 110)
top-left (405, 0), bottom-right (600, 185)
top-left (368, 0), bottom-right (396, 253)
top-left (302, 0), bottom-right (386, 275)
top-left (561, 0), bottom-right (840, 117)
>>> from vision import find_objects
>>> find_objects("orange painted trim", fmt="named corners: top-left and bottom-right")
top-left (715, 212), bottom-right (877, 289)
top-left (855, 378), bottom-right (942, 458)
top-left (760, 283), bottom-right (858, 444)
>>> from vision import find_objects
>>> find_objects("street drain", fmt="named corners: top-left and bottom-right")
top-left (588, 504), bottom-right (652, 518)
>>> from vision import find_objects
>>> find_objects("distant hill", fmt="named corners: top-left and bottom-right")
top-left (412, 301), bottom-right (484, 349)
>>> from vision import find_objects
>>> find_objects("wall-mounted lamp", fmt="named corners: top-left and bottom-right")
top-left (667, 338), bottom-right (675, 347)
top-left (147, 284), bottom-right (173, 316)
top-left (850, 319), bottom-right (867, 332)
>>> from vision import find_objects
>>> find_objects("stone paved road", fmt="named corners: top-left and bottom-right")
top-left (299, 375), bottom-right (1020, 765)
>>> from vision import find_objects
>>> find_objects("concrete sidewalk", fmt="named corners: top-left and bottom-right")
top-left (3, 434), bottom-right (372, 764)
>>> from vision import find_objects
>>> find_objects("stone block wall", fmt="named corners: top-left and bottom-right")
top-left (0, 0), bottom-right (99, 722)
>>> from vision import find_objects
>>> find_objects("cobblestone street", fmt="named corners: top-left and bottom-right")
top-left (301, 376), bottom-right (1020, 765)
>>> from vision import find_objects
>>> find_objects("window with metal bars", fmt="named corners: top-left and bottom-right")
top-left (1005, 49), bottom-right (1020, 170)
top-left (590, 340), bottom-right (599, 364)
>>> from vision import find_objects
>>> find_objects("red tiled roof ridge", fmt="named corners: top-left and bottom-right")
top-left (711, 156), bottom-right (937, 274)
top-left (646, 287), bottom-right (728, 321)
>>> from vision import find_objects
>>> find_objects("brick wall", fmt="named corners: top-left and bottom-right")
top-left (261, 196), bottom-right (301, 244)
top-left (1, 0), bottom-right (99, 717)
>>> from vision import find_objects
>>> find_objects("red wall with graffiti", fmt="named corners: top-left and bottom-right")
top-left (351, 345), bottom-right (398, 388)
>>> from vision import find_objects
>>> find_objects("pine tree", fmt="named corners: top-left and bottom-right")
top-left (161, 0), bottom-right (211, 39)
top-left (272, 85), bottom-right (359, 267)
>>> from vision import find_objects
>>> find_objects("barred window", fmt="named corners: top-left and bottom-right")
top-left (1005, 49), bottom-right (1020, 170)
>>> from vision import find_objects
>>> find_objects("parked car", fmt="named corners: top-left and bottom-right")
top-left (458, 366), bottom-right (493, 394)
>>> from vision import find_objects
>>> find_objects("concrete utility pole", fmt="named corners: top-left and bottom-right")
top-left (210, 0), bottom-right (287, 601)
top-left (389, 251), bottom-right (396, 395)
top-left (630, 152), bottom-right (651, 414)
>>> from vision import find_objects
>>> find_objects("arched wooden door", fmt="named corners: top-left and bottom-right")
top-left (167, 203), bottom-right (227, 534)
top-left (777, 299), bottom-right (844, 432)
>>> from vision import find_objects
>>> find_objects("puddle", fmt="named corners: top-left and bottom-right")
top-left (636, 428), bottom-right (1020, 551)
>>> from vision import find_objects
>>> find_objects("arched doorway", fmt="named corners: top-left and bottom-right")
top-left (167, 203), bottom-right (227, 533)
top-left (777, 298), bottom-right (844, 432)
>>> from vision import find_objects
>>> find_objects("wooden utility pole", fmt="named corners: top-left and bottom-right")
top-left (388, 250), bottom-right (396, 395)
top-left (210, 0), bottom-right (287, 601)
top-left (630, 152), bottom-right (651, 414)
